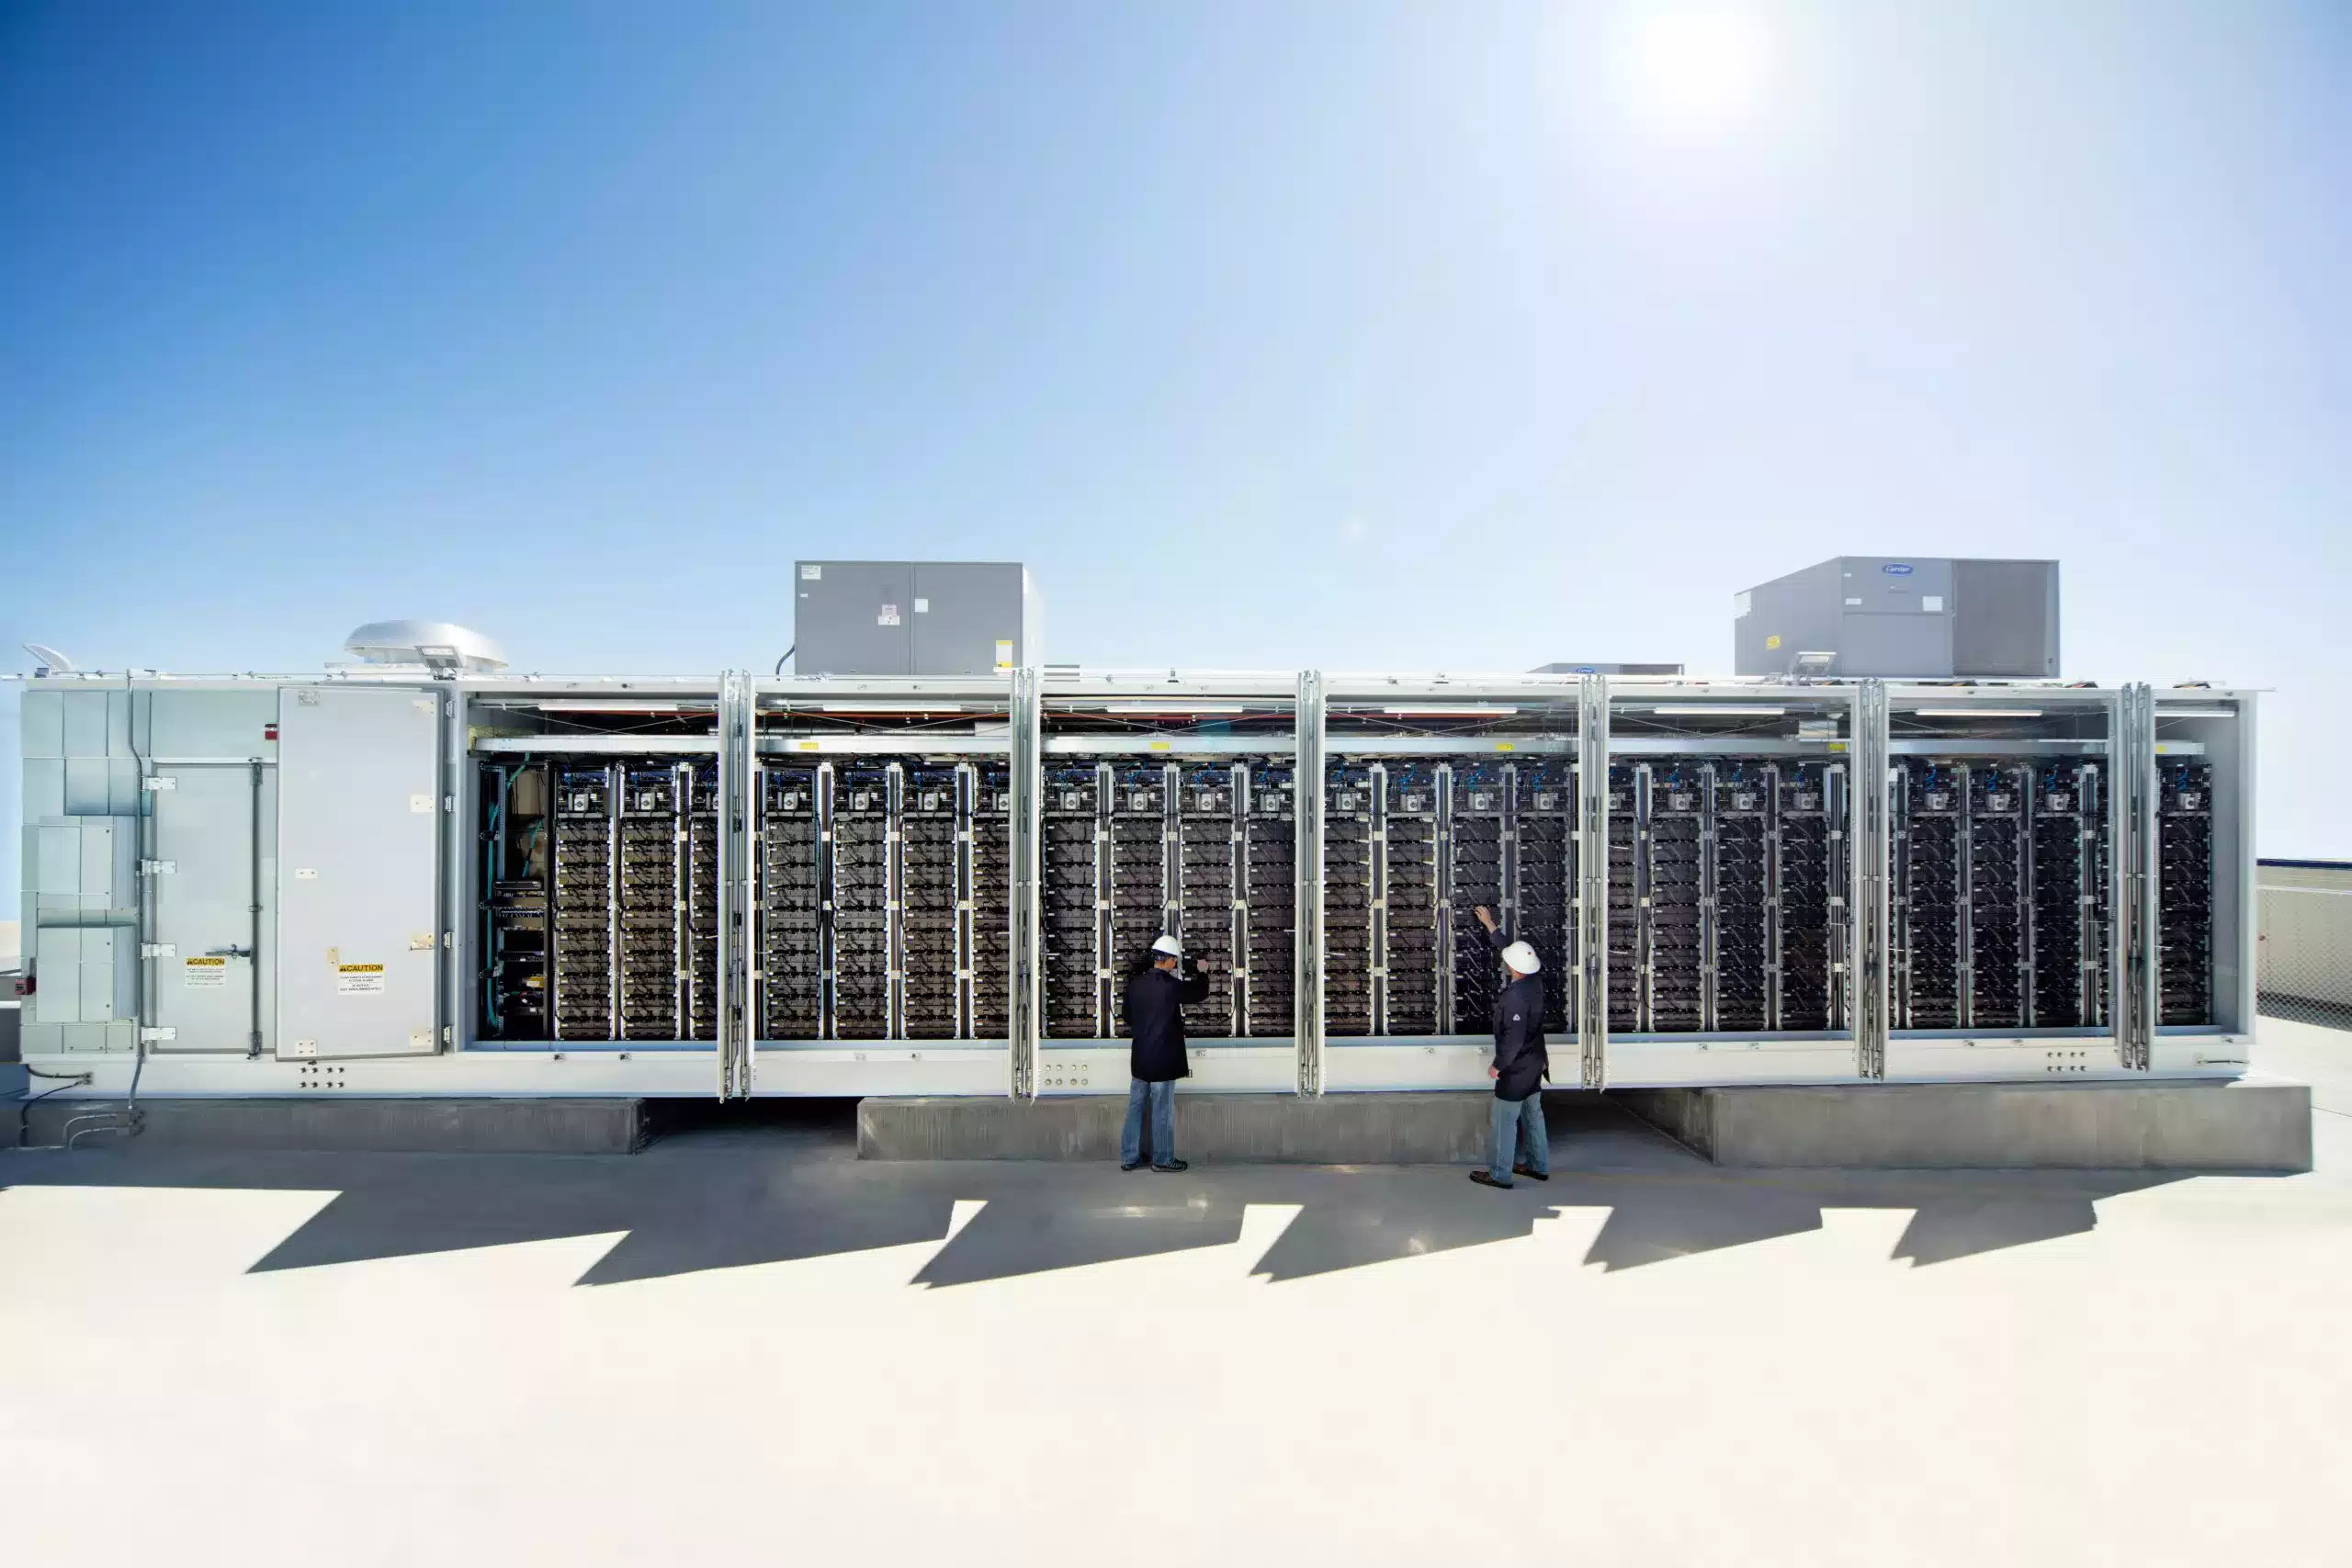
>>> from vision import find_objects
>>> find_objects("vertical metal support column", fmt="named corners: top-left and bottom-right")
top-left (2118, 682), bottom-right (2157, 1070)
top-left (718, 671), bottom-right (753, 1098)
top-left (955, 761), bottom-right (977, 1039)
top-left (1227, 760), bottom-right (1247, 1031)
top-left (1093, 761), bottom-right (1115, 1033)
top-left (1433, 761), bottom-right (1455, 1035)
top-left (2080, 762), bottom-right (2102, 1028)
top-left (1698, 761), bottom-right (1719, 1033)
top-left (1294, 670), bottom-right (1326, 1096)
top-left (1576, 676), bottom-right (1609, 1090)
top-left (672, 761), bottom-right (691, 1039)
top-left (1008, 666), bottom-right (1041, 1099)
top-left (2233, 694), bottom-right (2261, 1037)
top-left (885, 761), bottom-right (907, 1042)
top-left (1368, 761), bottom-right (1390, 1038)
top-left (1852, 680), bottom-right (1891, 1080)
top-left (443, 683), bottom-right (467, 1054)
top-left (1161, 761), bottom-right (1181, 954)
top-left (1956, 762), bottom-right (1976, 1029)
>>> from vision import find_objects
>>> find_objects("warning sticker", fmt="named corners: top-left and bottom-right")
top-left (1765, 634), bottom-right (1782, 650)
top-left (877, 604), bottom-right (901, 626)
top-left (185, 956), bottom-right (228, 988)
top-left (994, 639), bottom-right (1014, 670)
top-left (336, 963), bottom-right (386, 996)
top-left (801, 564), bottom-right (822, 581)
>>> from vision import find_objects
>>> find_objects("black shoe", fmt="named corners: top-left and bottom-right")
top-left (1469, 1170), bottom-right (1512, 1190)
top-left (1150, 1159), bottom-right (1190, 1173)
top-left (1120, 1161), bottom-right (1144, 1172)
top-left (1512, 1164), bottom-right (1550, 1182)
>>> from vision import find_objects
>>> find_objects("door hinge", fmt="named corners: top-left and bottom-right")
top-left (442, 1024), bottom-right (454, 1044)
top-left (138, 859), bottom-right (176, 875)
top-left (141, 942), bottom-right (176, 959)
top-left (140, 1026), bottom-right (177, 1044)
top-left (141, 775), bottom-right (177, 792)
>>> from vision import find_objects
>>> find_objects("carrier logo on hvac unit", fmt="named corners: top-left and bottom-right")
top-left (1883, 562), bottom-right (1915, 575)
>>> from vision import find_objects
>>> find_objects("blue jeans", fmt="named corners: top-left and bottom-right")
top-left (1122, 1078), bottom-right (1177, 1167)
top-left (1488, 1093), bottom-right (1549, 1185)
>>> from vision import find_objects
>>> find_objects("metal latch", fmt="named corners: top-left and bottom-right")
top-left (140, 1026), bottom-right (177, 1044)
top-left (138, 859), bottom-right (176, 875)
top-left (141, 775), bottom-right (177, 792)
top-left (141, 942), bottom-right (176, 959)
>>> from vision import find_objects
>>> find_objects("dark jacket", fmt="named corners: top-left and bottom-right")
top-left (1125, 964), bottom-right (1210, 1083)
top-left (1485, 926), bottom-right (1549, 1101)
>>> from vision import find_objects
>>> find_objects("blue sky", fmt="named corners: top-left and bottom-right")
top-left (3, 0), bottom-right (2347, 882)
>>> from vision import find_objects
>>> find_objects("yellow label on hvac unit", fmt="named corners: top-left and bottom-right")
top-left (1765, 634), bottom-right (1782, 650)
top-left (995, 639), bottom-right (1014, 670)
top-left (336, 963), bottom-right (386, 997)
top-left (184, 956), bottom-right (227, 988)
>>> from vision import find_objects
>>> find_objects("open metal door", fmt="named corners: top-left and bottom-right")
top-left (276, 685), bottom-right (445, 1059)
top-left (1853, 680), bottom-right (1891, 1079)
top-left (1293, 670), bottom-right (1326, 1096)
top-left (1576, 676), bottom-right (1609, 1089)
top-left (721, 671), bottom-right (755, 1097)
top-left (1008, 665), bottom-right (1041, 1098)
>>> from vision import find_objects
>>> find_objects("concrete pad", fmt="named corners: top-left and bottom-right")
top-left (17, 1096), bottom-right (646, 1155)
top-left (1615, 1078), bottom-right (2312, 1170)
top-left (860, 1090), bottom-right (1502, 1163)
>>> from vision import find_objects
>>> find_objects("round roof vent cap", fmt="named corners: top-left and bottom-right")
top-left (343, 620), bottom-right (508, 673)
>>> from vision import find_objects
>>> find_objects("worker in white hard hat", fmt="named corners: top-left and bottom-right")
top-left (1119, 933), bottom-right (1211, 1172)
top-left (1470, 907), bottom-right (1551, 1189)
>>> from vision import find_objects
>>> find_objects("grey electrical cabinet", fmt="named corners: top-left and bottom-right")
top-left (1735, 557), bottom-right (2059, 678)
top-left (793, 560), bottom-right (1042, 676)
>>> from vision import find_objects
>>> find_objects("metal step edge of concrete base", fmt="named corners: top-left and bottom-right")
top-left (10, 1096), bottom-right (648, 1156)
top-left (861, 1091), bottom-right (1496, 1164)
top-left (862, 1080), bottom-right (2314, 1171)
top-left (1613, 1078), bottom-right (2312, 1172)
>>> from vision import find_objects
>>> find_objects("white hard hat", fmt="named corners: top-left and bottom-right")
top-left (1501, 941), bottom-right (1541, 976)
top-left (1151, 935), bottom-right (1183, 957)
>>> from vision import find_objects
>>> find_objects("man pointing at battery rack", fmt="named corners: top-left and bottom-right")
top-left (1469, 906), bottom-right (1551, 1188)
top-left (1121, 934), bottom-right (1210, 1172)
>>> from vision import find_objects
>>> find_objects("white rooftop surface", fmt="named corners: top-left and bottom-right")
top-left (4, 1021), bottom-right (2348, 1567)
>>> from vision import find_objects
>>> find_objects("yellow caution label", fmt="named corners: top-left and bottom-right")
top-left (1494, 741), bottom-right (1515, 751)
top-left (336, 962), bottom-right (386, 996)
top-left (797, 740), bottom-right (820, 751)
top-left (1827, 741), bottom-right (1848, 752)
top-left (1765, 634), bottom-right (1782, 650)
top-left (185, 956), bottom-right (227, 967)
top-left (1148, 740), bottom-right (1170, 751)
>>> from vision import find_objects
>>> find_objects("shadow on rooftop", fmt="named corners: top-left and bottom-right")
top-left (0, 1094), bottom-right (2214, 1289)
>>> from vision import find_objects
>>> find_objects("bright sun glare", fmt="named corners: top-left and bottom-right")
top-left (1623, 6), bottom-right (1772, 127)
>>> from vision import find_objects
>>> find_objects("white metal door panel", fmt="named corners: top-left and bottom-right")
top-left (152, 766), bottom-right (270, 1053)
top-left (277, 686), bottom-right (443, 1059)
